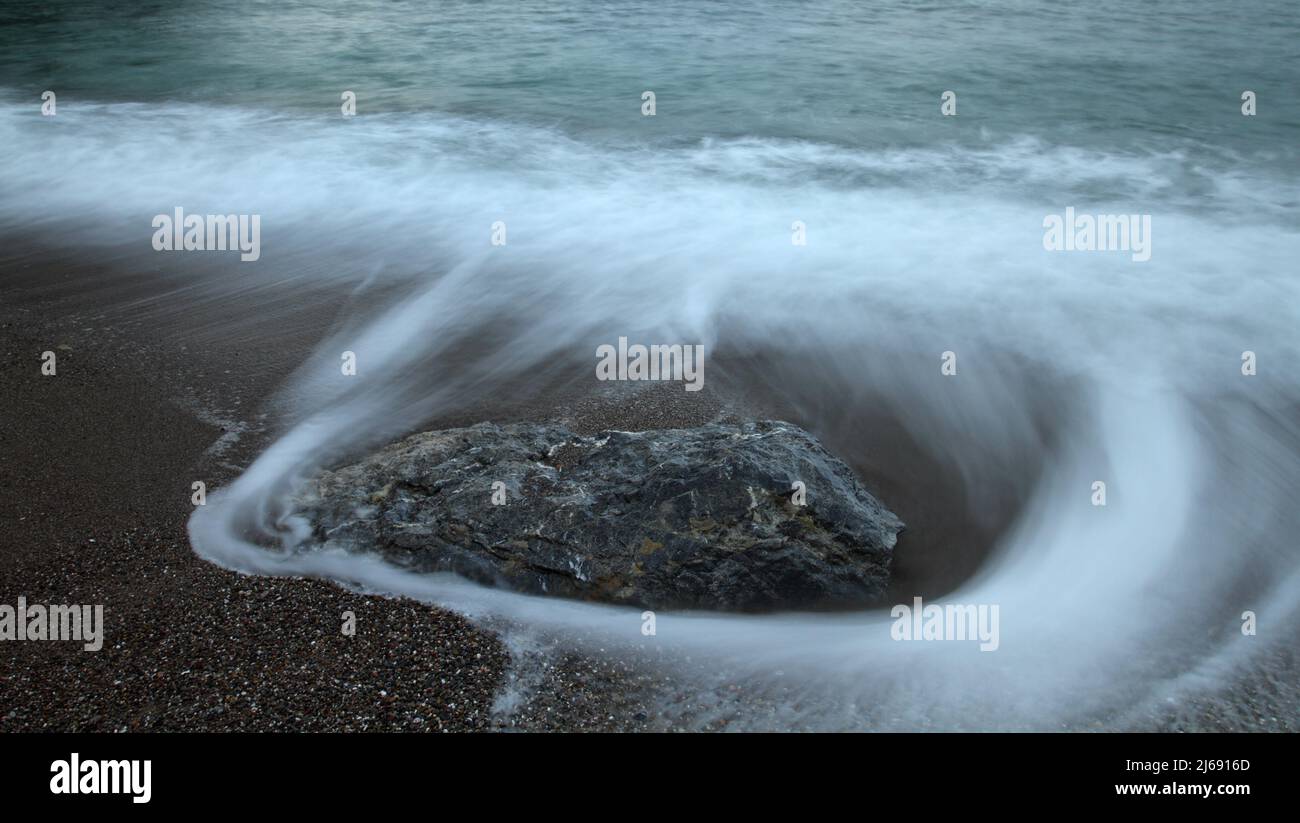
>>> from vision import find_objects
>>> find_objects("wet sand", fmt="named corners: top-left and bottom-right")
top-left (0, 241), bottom-right (515, 730)
top-left (6, 236), bottom-right (1289, 732)
top-left (0, 238), bottom-right (763, 730)
top-left (0, 232), bottom-right (1051, 731)
top-left (0, 242), bottom-right (803, 731)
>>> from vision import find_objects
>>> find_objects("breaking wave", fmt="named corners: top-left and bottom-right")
top-left (4, 97), bottom-right (1299, 728)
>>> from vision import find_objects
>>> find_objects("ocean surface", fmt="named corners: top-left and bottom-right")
top-left (2, 0), bottom-right (1299, 730)
top-left (3, 0), bottom-right (1300, 153)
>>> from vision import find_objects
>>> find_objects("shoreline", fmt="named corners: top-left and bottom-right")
top-left (0, 236), bottom-right (962, 731)
top-left (4, 237), bottom-right (1294, 731)
top-left (0, 279), bottom-right (515, 730)
top-left (0, 238), bottom-right (762, 731)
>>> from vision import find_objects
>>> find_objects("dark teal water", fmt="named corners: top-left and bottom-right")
top-left (3, 0), bottom-right (1298, 161)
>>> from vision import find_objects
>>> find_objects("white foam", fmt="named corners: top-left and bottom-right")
top-left (5, 97), bottom-right (1298, 728)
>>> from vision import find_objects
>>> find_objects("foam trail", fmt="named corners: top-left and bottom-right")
top-left (3, 98), bottom-right (1298, 728)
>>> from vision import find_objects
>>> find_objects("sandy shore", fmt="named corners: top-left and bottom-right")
top-left (0, 241), bottom-right (524, 730)
top-left (0, 238), bottom-right (787, 731)
top-left (7, 236), bottom-right (1291, 732)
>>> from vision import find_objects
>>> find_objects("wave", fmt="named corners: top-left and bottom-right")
top-left (4, 97), bottom-right (1299, 728)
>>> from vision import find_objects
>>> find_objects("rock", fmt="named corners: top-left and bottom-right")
top-left (294, 420), bottom-right (902, 611)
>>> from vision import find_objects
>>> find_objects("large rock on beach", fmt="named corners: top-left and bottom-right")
top-left (295, 420), bottom-right (902, 611)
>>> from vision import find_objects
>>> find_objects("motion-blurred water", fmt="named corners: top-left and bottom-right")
top-left (2, 0), bottom-right (1298, 729)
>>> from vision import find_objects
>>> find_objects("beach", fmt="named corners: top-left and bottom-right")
top-left (0, 234), bottom-right (1010, 731)
top-left (3, 234), bottom-right (1297, 731)
top-left (2, 0), bottom-right (1299, 733)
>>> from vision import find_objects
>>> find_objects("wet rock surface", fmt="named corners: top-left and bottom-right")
top-left (297, 420), bottom-right (902, 611)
